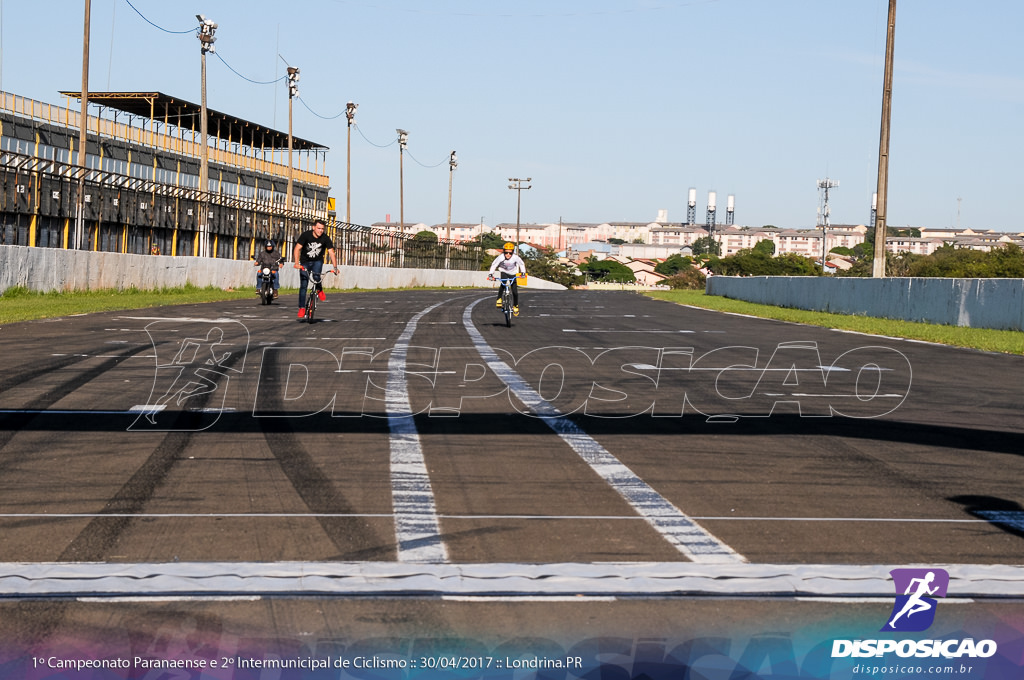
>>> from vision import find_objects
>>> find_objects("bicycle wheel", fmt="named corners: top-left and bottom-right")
top-left (305, 290), bottom-right (316, 322)
top-left (503, 289), bottom-right (512, 327)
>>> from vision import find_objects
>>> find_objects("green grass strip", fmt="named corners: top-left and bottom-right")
top-left (0, 285), bottom-right (254, 324)
top-left (0, 284), bottom-right (483, 324)
top-left (645, 290), bottom-right (1023, 356)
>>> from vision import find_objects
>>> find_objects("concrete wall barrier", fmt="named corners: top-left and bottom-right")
top-left (0, 245), bottom-right (565, 294)
top-left (705, 275), bottom-right (1024, 331)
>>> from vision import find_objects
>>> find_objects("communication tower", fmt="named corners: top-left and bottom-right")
top-left (726, 194), bottom-right (735, 226)
top-left (706, 191), bottom-right (717, 240)
top-left (817, 177), bottom-right (839, 273)
top-left (687, 187), bottom-right (697, 225)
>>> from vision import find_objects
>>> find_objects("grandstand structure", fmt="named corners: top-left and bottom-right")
top-left (0, 90), bottom-right (482, 271)
top-left (0, 89), bottom-right (329, 259)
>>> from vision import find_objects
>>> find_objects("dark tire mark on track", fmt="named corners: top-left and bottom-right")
top-left (56, 350), bottom-right (245, 561)
top-left (0, 344), bottom-right (151, 457)
top-left (57, 431), bottom-right (192, 561)
top-left (257, 349), bottom-right (393, 561)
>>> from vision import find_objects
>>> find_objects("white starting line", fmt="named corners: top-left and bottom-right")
top-left (1, 562), bottom-right (1021, 599)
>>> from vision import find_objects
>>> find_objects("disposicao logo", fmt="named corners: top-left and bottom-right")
top-left (831, 567), bottom-right (998, 660)
top-left (882, 568), bottom-right (949, 632)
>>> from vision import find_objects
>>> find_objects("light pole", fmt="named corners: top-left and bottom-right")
top-left (75, 0), bottom-right (91, 251)
top-left (286, 65), bottom-right (299, 218)
top-left (446, 150), bottom-right (457, 240)
top-left (345, 101), bottom-right (357, 224)
top-left (873, 0), bottom-right (897, 278)
top-left (397, 128), bottom-right (408, 230)
top-left (508, 177), bottom-right (531, 246)
top-left (196, 14), bottom-right (217, 257)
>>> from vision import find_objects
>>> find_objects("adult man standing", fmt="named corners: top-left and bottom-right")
top-left (293, 219), bottom-right (338, 319)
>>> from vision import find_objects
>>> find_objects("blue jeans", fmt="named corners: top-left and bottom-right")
top-left (298, 260), bottom-right (324, 309)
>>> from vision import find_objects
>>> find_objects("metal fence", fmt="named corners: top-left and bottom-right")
top-left (331, 223), bottom-right (483, 271)
top-left (0, 149), bottom-right (483, 271)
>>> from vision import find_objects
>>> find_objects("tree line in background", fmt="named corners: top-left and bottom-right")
top-left (467, 229), bottom-right (1024, 290)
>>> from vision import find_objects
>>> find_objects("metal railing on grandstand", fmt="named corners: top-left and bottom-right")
top-left (0, 149), bottom-right (483, 271)
top-left (330, 223), bottom-right (482, 272)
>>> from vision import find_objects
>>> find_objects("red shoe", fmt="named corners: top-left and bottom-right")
top-left (298, 308), bottom-right (306, 319)
top-left (317, 290), bottom-right (326, 302)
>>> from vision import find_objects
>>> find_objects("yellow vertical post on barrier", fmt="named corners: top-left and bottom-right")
top-left (30, 132), bottom-right (39, 247)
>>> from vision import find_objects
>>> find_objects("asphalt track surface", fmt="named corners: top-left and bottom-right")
top-left (0, 288), bottom-right (1022, 651)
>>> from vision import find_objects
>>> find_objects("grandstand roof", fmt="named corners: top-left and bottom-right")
top-left (59, 90), bottom-right (327, 151)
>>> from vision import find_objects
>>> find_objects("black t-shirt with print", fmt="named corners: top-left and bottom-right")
top-left (296, 230), bottom-right (334, 263)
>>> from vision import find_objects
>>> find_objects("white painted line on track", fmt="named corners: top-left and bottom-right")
top-left (3, 562), bottom-right (1021, 598)
top-left (563, 329), bottom-right (695, 333)
top-left (388, 300), bottom-right (450, 564)
top-left (0, 409), bottom-right (147, 415)
top-left (462, 298), bottom-right (744, 564)
top-left (795, 597), bottom-right (976, 604)
top-left (118, 316), bottom-right (236, 323)
top-left (77, 596), bottom-right (263, 603)
top-left (443, 595), bottom-right (618, 602)
top-left (977, 511), bottom-right (1024, 533)
top-left (0, 514), bottom-right (1004, 524)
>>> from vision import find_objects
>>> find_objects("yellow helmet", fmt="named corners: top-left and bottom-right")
top-left (503, 242), bottom-right (516, 252)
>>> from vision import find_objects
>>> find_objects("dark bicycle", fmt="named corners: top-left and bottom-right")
top-left (299, 266), bottom-right (336, 323)
top-left (489, 274), bottom-right (525, 327)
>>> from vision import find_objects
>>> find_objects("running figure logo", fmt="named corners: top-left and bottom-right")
top-left (881, 568), bottom-right (949, 632)
top-left (129, 320), bottom-right (249, 432)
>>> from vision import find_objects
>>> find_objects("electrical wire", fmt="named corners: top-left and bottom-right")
top-left (122, 0), bottom-right (453, 169)
top-left (354, 124), bottom-right (397, 148)
top-left (405, 148), bottom-right (448, 169)
top-left (296, 97), bottom-right (346, 120)
top-left (122, 0), bottom-right (194, 34)
top-left (214, 52), bottom-right (286, 86)
top-left (124, 0), bottom-right (284, 86)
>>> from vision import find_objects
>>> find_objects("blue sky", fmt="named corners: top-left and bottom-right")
top-left (2, 0), bottom-right (1021, 232)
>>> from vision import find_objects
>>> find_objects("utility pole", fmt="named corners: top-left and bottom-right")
top-left (817, 177), bottom-right (839, 275)
top-left (397, 129), bottom-right (408, 230)
top-left (196, 14), bottom-right (217, 257)
top-left (508, 177), bottom-right (531, 245)
top-left (446, 150), bottom-right (457, 240)
top-left (75, 0), bottom-right (91, 251)
top-left (872, 0), bottom-right (897, 278)
top-left (286, 65), bottom-right (299, 218)
top-left (346, 101), bottom-right (357, 224)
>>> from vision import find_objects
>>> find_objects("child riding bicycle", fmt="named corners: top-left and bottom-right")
top-left (488, 242), bottom-right (526, 316)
